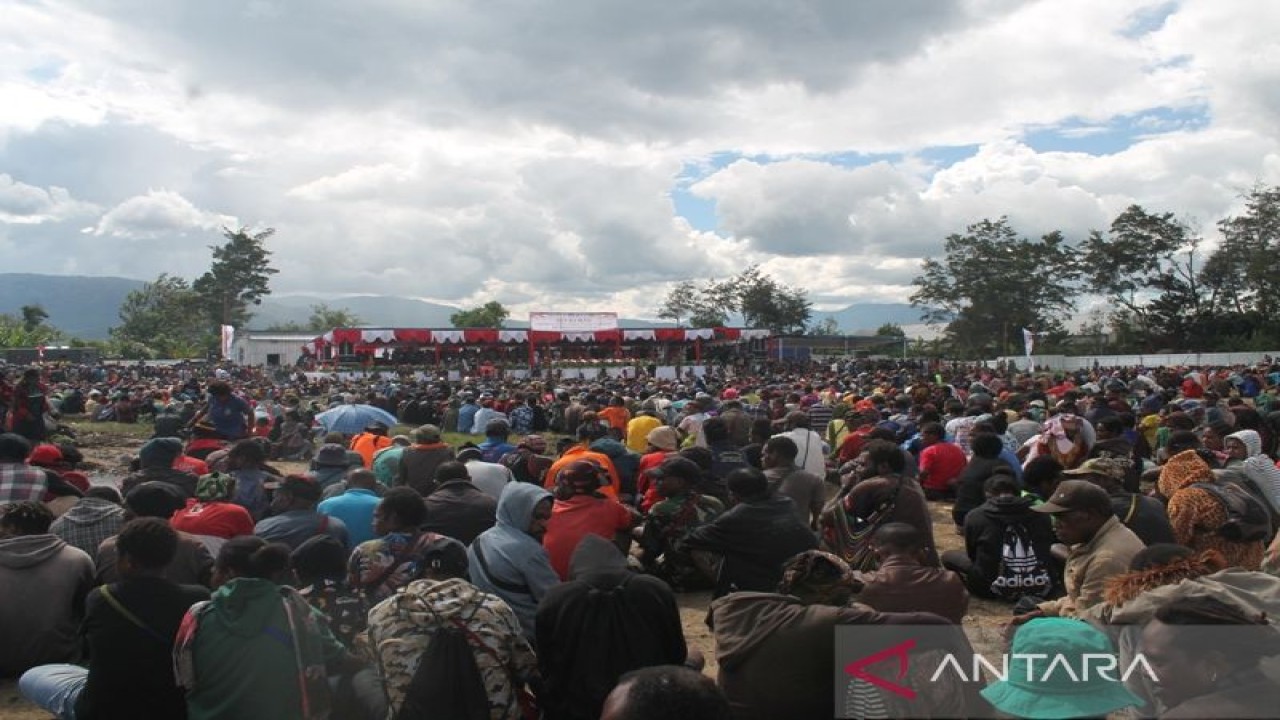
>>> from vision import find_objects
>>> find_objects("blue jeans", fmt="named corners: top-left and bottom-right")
top-left (19, 664), bottom-right (86, 720)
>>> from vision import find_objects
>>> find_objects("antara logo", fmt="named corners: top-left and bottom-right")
top-left (844, 639), bottom-right (1159, 699)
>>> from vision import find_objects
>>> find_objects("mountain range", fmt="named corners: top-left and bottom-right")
top-left (0, 273), bottom-right (929, 339)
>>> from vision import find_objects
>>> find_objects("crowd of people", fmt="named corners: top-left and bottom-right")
top-left (2, 358), bottom-right (1280, 718)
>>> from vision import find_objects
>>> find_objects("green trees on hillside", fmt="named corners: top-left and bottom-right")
top-left (911, 185), bottom-right (1280, 357)
top-left (657, 265), bottom-right (811, 333)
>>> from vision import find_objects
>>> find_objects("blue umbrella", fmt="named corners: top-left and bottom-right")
top-left (315, 404), bottom-right (398, 434)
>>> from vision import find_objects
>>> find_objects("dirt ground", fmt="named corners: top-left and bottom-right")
top-left (0, 427), bottom-right (1008, 718)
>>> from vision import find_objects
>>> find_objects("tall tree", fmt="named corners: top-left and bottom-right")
top-left (808, 316), bottom-right (841, 336)
top-left (1080, 205), bottom-right (1198, 349)
top-left (1199, 185), bottom-right (1280, 345)
top-left (450, 301), bottom-right (509, 328)
top-left (659, 265), bottom-right (810, 332)
top-left (910, 217), bottom-right (1081, 358)
top-left (306, 303), bottom-right (361, 331)
top-left (657, 280), bottom-right (700, 327)
top-left (192, 226), bottom-right (278, 332)
top-left (111, 273), bottom-right (207, 358)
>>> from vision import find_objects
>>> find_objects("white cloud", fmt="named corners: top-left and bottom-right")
top-left (0, 174), bottom-right (98, 224)
top-left (0, 0), bottom-right (1276, 322)
top-left (89, 190), bottom-right (237, 239)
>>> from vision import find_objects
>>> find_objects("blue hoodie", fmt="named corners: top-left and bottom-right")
top-left (467, 482), bottom-right (558, 639)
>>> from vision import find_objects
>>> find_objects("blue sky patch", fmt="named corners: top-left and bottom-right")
top-left (1023, 104), bottom-right (1209, 155)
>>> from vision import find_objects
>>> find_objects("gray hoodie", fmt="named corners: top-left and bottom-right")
top-left (467, 481), bottom-right (558, 639)
top-left (0, 534), bottom-right (95, 675)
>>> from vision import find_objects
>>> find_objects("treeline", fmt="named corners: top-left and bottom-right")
top-left (910, 185), bottom-right (1280, 359)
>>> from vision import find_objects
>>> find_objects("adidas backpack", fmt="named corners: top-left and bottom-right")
top-left (990, 522), bottom-right (1052, 599)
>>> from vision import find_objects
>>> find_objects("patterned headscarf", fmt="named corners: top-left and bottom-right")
top-left (1157, 449), bottom-right (1214, 497)
top-left (778, 550), bottom-right (856, 605)
top-left (196, 472), bottom-right (233, 502)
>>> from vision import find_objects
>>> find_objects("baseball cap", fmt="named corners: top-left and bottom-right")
top-left (1062, 457), bottom-right (1128, 483)
top-left (1032, 479), bottom-right (1112, 514)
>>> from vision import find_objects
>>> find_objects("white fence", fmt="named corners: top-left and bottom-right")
top-left (994, 352), bottom-right (1279, 371)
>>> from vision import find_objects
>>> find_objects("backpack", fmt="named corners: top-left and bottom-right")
top-left (990, 522), bottom-right (1052, 599)
top-left (393, 613), bottom-right (491, 720)
top-left (1190, 482), bottom-right (1272, 542)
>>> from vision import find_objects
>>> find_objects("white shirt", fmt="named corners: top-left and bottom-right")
top-left (774, 428), bottom-right (828, 478)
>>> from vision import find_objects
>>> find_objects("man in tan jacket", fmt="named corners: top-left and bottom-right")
top-left (1012, 480), bottom-right (1144, 623)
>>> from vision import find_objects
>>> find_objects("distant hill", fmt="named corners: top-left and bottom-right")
top-left (0, 273), bottom-right (145, 339)
top-left (0, 273), bottom-right (935, 339)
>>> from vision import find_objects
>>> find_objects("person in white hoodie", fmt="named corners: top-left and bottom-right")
top-left (0, 501), bottom-right (95, 677)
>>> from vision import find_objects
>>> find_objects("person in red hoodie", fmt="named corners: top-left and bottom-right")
top-left (170, 473), bottom-right (255, 545)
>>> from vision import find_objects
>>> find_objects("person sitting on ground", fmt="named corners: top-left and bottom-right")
top-left (370, 433), bottom-right (410, 487)
top-left (467, 481), bottom-right (560, 641)
top-left (600, 665), bottom-right (733, 720)
top-left (291, 535), bottom-right (370, 661)
top-left (1012, 479), bottom-right (1144, 623)
top-left (625, 405), bottom-right (664, 454)
top-left (636, 426), bottom-right (680, 511)
top-left (1157, 448), bottom-right (1265, 569)
top-left (853, 522), bottom-right (970, 624)
top-left (309, 442), bottom-right (357, 491)
top-left (396, 424), bottom-right (455, 495)
top-left (942, 474), bottom-right (1057, 601)
top-left (348, 421), bottom-right (392, 469)
top-left (680, 467), bottom-right (818, 598)
top-left (709, 550), bottom-right (966, 720)
top-left (420, 460), bottom-right (498, 545)
top-left (772, 410), bottom-right (827, 478)
top-left (348, 487), bottom-right (451, 604)
top-left (0, 501), bottom-right (95, 678)
top-left (498, 433), bottom-right (554, 486)
top-left (458, 445), bottom-right (515, 500)
top-left (636, 456), bottom-right (724, 590)
top-left (478, 419), bottom-right (518, 463)
top-left (761, 435), bottom-right (825, 530)
top-left (317, 468), bottom-right (382, 548)
top-left (255, 474), bottom-right (350, 551)
top-left (545, 424), bottom-right (623, 499)
top-left (824, 439), bottom-right (940, 569)
top-left (0, 433), bottom-right (50, 505)
top-left (916, 421), bottom-right (967, 499)
top-left (169, 472), bottom-right (256, 555)
top-left (49, 485), bottom-right (126, 557)
top-left (122, 437), bottom-right (198, 499)
top-left (543, 460), bottom-right (637, 580)
top-left (950, 432), bottom-right (1008, 529)
top-left (97, 482), bottom-right (214, 587)
top-left (174, 536), bottom-right (365, 720)
top-left (367, 534), bottom-right (536, 719)
top-left (1140, 595), bottom-right (1280, 718)
top-left (1222, 428), bottom-right (1280, 514)
top-left (1064, 456), bottom-right (1176, 546)
top-left (19, 517), bottom-right (210, 720)
top-left (1078, 543), bottom-right (1280, 714)
top-left (981, 617), bottom-right (1143, 720)
top-left (537, 535), bottom-right (693, 720)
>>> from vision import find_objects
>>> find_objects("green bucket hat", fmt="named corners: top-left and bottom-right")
top-left (980, 617), bottom-right (1144, 719)
top-left (196, 472), bottom-right (233, 502)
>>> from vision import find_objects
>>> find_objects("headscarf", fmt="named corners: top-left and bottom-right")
top-left (1227, 429), bottom-right (1280, 511)
top-left (1157, 449), bottom-right (1214, 497)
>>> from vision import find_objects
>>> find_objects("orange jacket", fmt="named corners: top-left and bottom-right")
top-left (350, 432), bottom-right (393, 468)
top-left (544, 446), bottom-right (622, 499)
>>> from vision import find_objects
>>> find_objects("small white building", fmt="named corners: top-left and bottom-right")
top-left (231, 331), bottom-right (314, 367)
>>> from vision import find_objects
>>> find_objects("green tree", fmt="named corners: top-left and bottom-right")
top-left (808, 316), bottom-right (841, 335)
top-left (0, 313), bottom-right (60, 348)
top-left (20, 305), bottom-right (49, 333)
top-left (730, 266), bottom-right (812, 333)
top-left (450, 301), bottom-right (509, 328)
top-left (192, 226), bottom-right (278, 333)
top-left (875, 322), bottom-right (905, 337)
top-left (111, 273), bottom-right (208, 358)
top-left (1196, 185), bottom-right (1280, 345)
top-left (1080, 205), bottom-right (1200, 349)
top-left (910, 217), bottom-right (1082, 358)
top-left (305, 303), bottom-right (361, 331)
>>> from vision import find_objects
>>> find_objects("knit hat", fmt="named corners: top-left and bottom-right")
top-left (1226, 429), bottom-right (1263, 457)
top-left (980, 618), bottom-right (1143, 719)
top-left (646, 426), bottom-right (678, 452)
top-left (138, 437), bottom-right (184, 468)
top-left (196, 472), bottom-right (233, 502)
top-left (1157, 449), bottom-right (1214, 497)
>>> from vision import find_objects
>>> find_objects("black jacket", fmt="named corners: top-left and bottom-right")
top-left (681, 494), bottom-right (818, 597)
top-left (961, 495), bottom-right (1056, 598)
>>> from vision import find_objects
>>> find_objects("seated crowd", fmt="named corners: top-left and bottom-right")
top-left (2, 365), bottom-right (1280, 719)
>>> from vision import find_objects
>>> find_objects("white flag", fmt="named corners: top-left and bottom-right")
top-left (220, 325), bottom-right (235, 360)
top-left (1022, 327), bottom-right (1035, 368)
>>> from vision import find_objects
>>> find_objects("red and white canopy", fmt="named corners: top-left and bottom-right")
top-left (309, 326), bottom-right (769, 351)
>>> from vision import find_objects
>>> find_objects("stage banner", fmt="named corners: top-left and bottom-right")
top-left (530, 312), bottom-right (618, 332)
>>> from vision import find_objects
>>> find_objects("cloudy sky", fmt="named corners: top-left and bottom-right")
top-left (2, 0), bottom-right (1278, 323)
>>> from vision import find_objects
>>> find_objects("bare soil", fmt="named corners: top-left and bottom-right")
top-left (0, 428), bottom-right (1009, 717)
